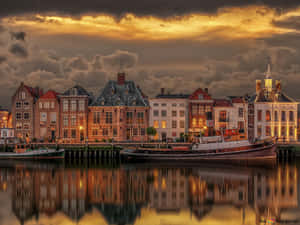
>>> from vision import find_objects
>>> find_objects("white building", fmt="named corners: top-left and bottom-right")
top-left (251, 65), bottom-right (298, 142)
top-left (149, 90), bottom-right (189, 141)
top-left (0, 128), bottom-right (15, 144)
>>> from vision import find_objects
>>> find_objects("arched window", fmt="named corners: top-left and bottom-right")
top-left (266, 110), bottom-right (271, 121)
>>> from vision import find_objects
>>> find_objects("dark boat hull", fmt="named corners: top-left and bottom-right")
top-left (121, 144), bottom-right (277, 165)
top-left (0, 149), bottom-right (65, 159)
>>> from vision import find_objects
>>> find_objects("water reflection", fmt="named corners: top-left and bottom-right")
top-left (0, 162), bottom-right (299, 225)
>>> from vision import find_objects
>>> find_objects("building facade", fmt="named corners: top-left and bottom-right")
top-left (88, 72), bottom-right (149, 142)
top-left (11, 82), bottom-right (43, 141)
top-left (188, 88), bottom-right (214, 137)
top-left (149, 89), bottom-right (189, 141)
top-left (34, 90), bottom-right (60, 141)
top-left (59, 86), bottom-right (91, 143)
top-left (251, 65), bottom-right (298, 142)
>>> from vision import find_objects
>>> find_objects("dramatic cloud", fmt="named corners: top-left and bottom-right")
top-left (9, 42), bottom-right (28, 58)
top-left (0, 0), bottom-right (300, 18)
top-left (273, 16), bottom-right (300, 30)
top-left (10, 31), bottom-right (26, 41)
top-left (0, 56), bottom-right (6, 64)
top-left (101, 50), bottom-right (138, 71)
top-left (67, 56), bottom-right (89, 70)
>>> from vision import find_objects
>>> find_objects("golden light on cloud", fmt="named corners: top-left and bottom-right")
top-left (4, 6), bottom-right (300, 41)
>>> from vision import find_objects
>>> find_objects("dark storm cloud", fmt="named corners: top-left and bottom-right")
top-left (272, 16), bottom-right (300, 30)
top-left (9, 42), bottom-right (28, 58)
top-left (1, 0), bottom-right (300, 18)
top-left (10, 31), bottom-right (26, 41)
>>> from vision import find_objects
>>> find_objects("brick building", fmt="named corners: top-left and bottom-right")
top-left (188, 88), bottom-right (214, 137)
top-left (88, 72), bottom-right (149, 142)
top-left (11, 82), bottom-right (43, 141)
top-left (59, 86), bottom-right (91, 143)
top-left (34, 90), bottom-right (60, 141)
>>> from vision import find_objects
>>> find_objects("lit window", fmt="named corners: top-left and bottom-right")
top-left (266, 110), bottom-right (271, 122)
top-left (16, 122), bottom-right (22, 129)
top-left (50, 102), bottom-right (55, 109)
top-left (161, 121), bottom-right (167, 129)
top-left (39, 102), bottom-right (43, 109)
top-left (44, 102), bottom-right (50, 109)
top-left (192, 118), bottom-right (196, 127)
top-left (154, 120), bottom-right (159, 128)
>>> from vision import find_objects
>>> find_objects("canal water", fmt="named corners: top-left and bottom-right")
top-left (0, 160), bottom-right (299, 225)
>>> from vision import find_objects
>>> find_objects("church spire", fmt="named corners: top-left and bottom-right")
top-left (266, 63), bottom-right (271, 79)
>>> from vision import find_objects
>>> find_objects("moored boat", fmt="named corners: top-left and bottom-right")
top-left (121, 138), bottom-right (276, 164)
top-left (0, 144), bottom-right (65, 159)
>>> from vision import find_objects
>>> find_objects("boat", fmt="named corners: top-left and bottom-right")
top-left (121, 138), bottom-right (277, 164)
top-left (0, 144), bottom-right (65, 159)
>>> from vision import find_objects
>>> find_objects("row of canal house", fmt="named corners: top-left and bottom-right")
top-left (11, 72), bottom-right (149, 143)
top-left (8, 64), bottom-right (300, 143)
top-left (149, 64), bottom-right (299, 142)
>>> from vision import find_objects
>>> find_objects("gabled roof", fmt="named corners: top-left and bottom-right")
top-left (189, 88), bottom-right (212, 100)
top-left (92, 80), bottom-right (149, 107)
top-left (24, 85), bottom-right (43, 98)
top-left (40, 90), bottom-right (59, 99)
top-left (62, 85), bottom-right (91, 97)
top-left (155, 93), bottom-right (190, 99)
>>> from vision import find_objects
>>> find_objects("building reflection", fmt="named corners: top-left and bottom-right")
top-left (0, 164), bottom-right (298, 225)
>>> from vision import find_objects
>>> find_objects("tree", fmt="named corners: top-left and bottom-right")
top-left (146, 127), bottom-right (157, 141)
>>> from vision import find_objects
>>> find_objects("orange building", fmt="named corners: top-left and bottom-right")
top-left (88, 73), bottom-right (149, 142)
top-left (34, 90), bottom-right (60, 142)
top-left (188, 88), bottom-right (214, 137)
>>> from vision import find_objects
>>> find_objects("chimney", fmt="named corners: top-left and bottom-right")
top-left (161, 88), bottom-right (165, 95)
top-left (275, 80), bottom-right (281, 92)
top-left (204, 88), bottom-right (208, 94)
top-left (256, 80), bottom-right (261, 95)
top-left (117, 72), bottom-right (125, 85)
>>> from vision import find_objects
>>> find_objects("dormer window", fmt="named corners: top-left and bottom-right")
top-left (101, 101), bottom-right (105, 106)
top-left (71, 88), bottom-right (78, 96)
top-left (198, 94), bottom-right (203, 100)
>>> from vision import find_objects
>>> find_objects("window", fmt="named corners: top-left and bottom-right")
top-left (93, 112), bottom-right (100, 124)
top-left (23, 102), bottom-right (29, 109)
top-left (106, 112), bottom-right (113, 124)
top-left (180, 121), bottom-right (185, 129)
top-left (103, 128), bottom-right (109, 136)
top-left (289, 127), bottom-right (294, 137)
top-left (50, 112), bottom-right (56, 123)
top-left (50, 102), bottom-right (55, 109)
top-left (71, 129), bottom-right (76, 138)
top-left (274, 126), bottom-right (278, 136)
top-left (198, 94), bottom-right (203, 99)
top-left (289, 111), bottom-right (294, 121)
top-left (16, 122), bottom-right (22, 129)
top-left (153, 103), bottom-right (159, 107)
top-left (172, 132), bottom-right (177, 137)
top-left (238, 108), bottom-right (243, 117)
top-left (161, 121), bottom-right (167, 129)
top-left (257, 110), bottom-right (262, 122)
top-left (23, 123), bottom-right (29, 130)
top-left (16, 113), bottom-right (22, 120)
top-left (257, 125), bottom-right (262, 137)
top-left (21, 91), bottom-right (26, 99)
top-left (63, 130), bottom-right (68, 138)
top-left (140, 128), bottom-right (145, 136)
top-left (161, 103), bottom-right (167, 107)
top-left (281, 126), bottom-right (286, 137)
top-left (92, 129), bottom-right (98, 136)
top-left (154, 120), bottom-right (159, 129)
top-left (71, 115), bottom-right (76, 126)
top-left (172, 111), bottom-right (177, 117)
top-left (192, 105), bottom-right (197, 115)
top-left (44, 102), bottom-right (50, 109)
top-left (39, 102), bottom-right (43, 109)
top-left (63, 100), bottom-right (68, 112)
top-left (24, 113), bottom-right (30, 120)
top-left (63, 115), bottom-right (68, 126)
top-left (172, 103), bottom-right (177, 107)
top-left (16, 102), bottom-right (21, 109)
top-left (79, 100), bottom-right (85, 111)
top-left (238, 121), bottom-right (244, 133)
top-left (179, 103), bottom-right (185, 107)
top-left (71, 100), bottom-right (77, 111)
top-left (180, 110), bottom-right (185, 117)
top-left (281, 111), bottom-right (286, 121)
top-left (172, 120), bottom-right (177, 129)
top-left (161, 110), bottom-right (167, 117)
top-left (266, 126), bottom-right (271, 136)
top-left (275, 111), bottom-right (278, 121)
top-left (126, 112), bottom-right (133, 123)
top-left (133, 128), bottom-right (138, 136)
top-left (153, 110), bottom-right (159, 117)
top-left (40, 112), bottom-right (47, 122)
top-left (219, 111), bottom-right (227, 122)
top-left (192, 118), bottom-right (196, 127)
top-left (137, 112), bottom-right (144, 123)
top-left (113, 128), bottom-right (118, 136)
top-left (266, 110), bottom-right (271, 121)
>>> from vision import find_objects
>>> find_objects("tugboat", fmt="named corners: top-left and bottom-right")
top-left (0, 144), bottom-right (65, 159)
top-left (121, 136), bottom-right (276, 164)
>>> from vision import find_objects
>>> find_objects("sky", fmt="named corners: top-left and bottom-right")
top-left (1, 0), bottom-right (300, 108)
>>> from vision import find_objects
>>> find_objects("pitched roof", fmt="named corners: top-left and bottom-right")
top-left (214, 99), bottom-right (232, 107)
top-left (62, 85), bottom-right (91, 97)
top-left (40, 90), bottom-right (59, 99)
top-left (24, 85), bottom-right (43, 98)
top-left (155, 93), bottom-right (190, 99)
top-left (189, 88), bottom-right (212, 100)
top-left (92, 80), bottom-right (149, 107)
